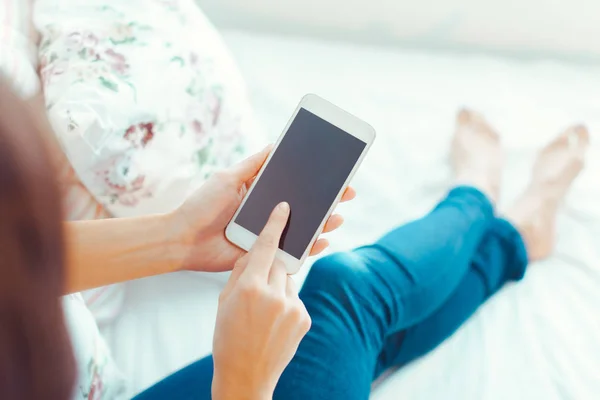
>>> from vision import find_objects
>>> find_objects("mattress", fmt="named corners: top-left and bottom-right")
top-left (102, 30), bottom-right (600, 399)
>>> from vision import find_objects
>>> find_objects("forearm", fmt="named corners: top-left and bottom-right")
top-left (64, 213), bottom-right (182, 294)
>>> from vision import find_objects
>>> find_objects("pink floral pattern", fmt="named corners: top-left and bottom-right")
top-left (39, 0), bottom-right (254, 215)
top-left (95, 153), bottom-right (151, 207)
top-left (124, 122), bottom-right (155, 147)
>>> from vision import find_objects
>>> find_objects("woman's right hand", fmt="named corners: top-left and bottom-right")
top-left (212, 202), bottom-right (312, 400)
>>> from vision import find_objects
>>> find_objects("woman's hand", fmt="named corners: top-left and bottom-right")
top-left (212, 203), bottom-right (311, 400)
top-left (169, 146), bottom-right (356, 272)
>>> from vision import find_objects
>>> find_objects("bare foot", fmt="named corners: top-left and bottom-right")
top-left (505, 126), bottom-right (589, 261)
top-left (452, 108), bottom-right (503, 204)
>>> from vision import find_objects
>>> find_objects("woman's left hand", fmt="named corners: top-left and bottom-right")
top-left (169, 146), bottom-right (356, 273)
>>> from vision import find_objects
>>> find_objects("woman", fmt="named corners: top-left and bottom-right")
top-left (0, 80), bottom-right (588, 399)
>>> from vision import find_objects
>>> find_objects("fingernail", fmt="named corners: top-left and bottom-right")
top-left (279, 202), bottom-right (290, 213)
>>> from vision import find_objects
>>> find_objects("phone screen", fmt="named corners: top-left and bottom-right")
top-left (235, 108), bottom-right (366, 258)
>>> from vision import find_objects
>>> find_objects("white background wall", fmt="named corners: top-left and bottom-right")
top-left (198, 0), bottom-right (600, 59)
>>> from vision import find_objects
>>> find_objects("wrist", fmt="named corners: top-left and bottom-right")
top-left (162, 210), bottom-right (191, 272)
top-left (139, 212), bottom-right (186, 275)
top-left (212, 373), bottom-right (273, 400)
top-left (163, 207), bottom-right (211, 272)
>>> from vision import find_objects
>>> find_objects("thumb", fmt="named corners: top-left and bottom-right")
top-left (229, 145), bottom-right (273, 184)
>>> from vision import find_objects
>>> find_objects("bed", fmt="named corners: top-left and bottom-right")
top-left (101, 30), bottom-right (600, 399)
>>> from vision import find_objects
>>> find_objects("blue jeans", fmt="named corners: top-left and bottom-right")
top-left (134, 186), bottom-right (528, 399)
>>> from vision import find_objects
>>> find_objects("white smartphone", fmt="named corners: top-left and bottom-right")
top-left (226, 94), bottom-right (376, 274)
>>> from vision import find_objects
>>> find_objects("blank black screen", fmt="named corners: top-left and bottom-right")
top-left (235, 108), bottom-right (366, 258)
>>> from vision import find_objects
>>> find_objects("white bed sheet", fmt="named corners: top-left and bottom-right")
top-left (102, 30), bottom-right (600, 399)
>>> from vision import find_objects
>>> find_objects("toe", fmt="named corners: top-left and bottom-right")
top-left (456, 107), bottom-right (484, 124)
top-left (570, 124), bottom-right (590, 148)
top-left (565, 125), bottom-right (590, 165)
top-left (473, 116), bottom-right (500, 142)
top-left (545, 128), bottom-right (571, 151)
top-left (456, 108), bottom-right (471, 125)
top-left (456, 108), bottom-right (498, 138)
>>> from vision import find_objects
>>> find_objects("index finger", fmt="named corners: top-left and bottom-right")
top-left (242, 202), bottom-right (290, 281)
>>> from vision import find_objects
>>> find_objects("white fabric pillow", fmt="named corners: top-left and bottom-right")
top-left (36, 0), bottom-right (260, 218)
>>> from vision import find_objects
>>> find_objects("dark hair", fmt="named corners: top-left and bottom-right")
top-left (0, 80), bottom-right (75, 399)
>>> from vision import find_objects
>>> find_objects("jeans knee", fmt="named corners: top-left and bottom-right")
top-left (300, 252), bottom-right (384, 348)
top-left (301, 252), bottom-right (367, 299)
